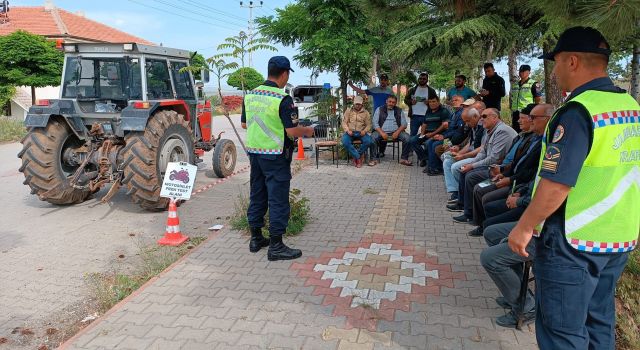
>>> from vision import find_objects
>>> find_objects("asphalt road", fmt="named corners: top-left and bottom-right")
top-left (0, 114), bottom-right (250, 347)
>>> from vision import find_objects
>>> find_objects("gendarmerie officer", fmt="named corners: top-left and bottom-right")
top-left (510, 64), bottom-right (542, 133)
top-left (508, 27), bottom-right (640, 349)
top-left (241, 56), bottom-right (314, 261)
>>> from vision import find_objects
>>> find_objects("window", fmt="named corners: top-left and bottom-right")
top-left (171, 61), bottom-right (195, 100)
top-left (61, 57), bottom-right (141, 101)
top-left (145, 59), bottom-right (173, 99)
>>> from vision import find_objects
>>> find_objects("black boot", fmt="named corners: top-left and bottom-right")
top-left (267, 235), bottom-right (302, 261)
top-left (249, 227), bottom-right (269, 253)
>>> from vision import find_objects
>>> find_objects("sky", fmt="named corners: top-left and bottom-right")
top-left (14, 0), bottom-right (541, 92)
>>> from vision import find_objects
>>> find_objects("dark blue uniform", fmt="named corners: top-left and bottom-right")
top-left (534, 77), bottom-right (630, 350)
top-left (241, 80), bottom-right (296, 236)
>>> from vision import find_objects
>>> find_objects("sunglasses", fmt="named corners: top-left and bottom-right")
top-left (481, 114), bottom-right (495, 119)
top-left (528, 114), bottom-right (551, 119)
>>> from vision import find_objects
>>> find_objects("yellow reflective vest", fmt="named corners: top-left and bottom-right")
top-left (533, 90), bottom-right (640, 253)
top-left (244, 85), bottom-right (287, 154)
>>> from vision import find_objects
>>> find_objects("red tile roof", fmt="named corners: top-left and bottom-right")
top-left (0, 6), bottom-right (155, 45)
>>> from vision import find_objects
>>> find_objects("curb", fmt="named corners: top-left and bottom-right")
top-left (58, 228), bottom-right (225, 350)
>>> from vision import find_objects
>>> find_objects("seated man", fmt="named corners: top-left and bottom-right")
top-left (370, 95), bottom-right (411, 163)
top-left (468, 104), bottom-right (553, 235)
top-left (480, 220), bottom-right (536, 328)
top-left (341, 95), bottom-right (373, 168)
top-left (442, 107), bottom-right (484, 203)
top-left (449, 108), bottom-right (518, 222)
top-left (407, 95), bottom-right (450, 167)
top-left (423, 95), bottom-right (465, 175)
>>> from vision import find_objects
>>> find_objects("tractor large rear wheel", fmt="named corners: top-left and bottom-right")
top-left (18, 118), bottom-right (92, 205)
top-left (121, 110), bottom-right (194, 211)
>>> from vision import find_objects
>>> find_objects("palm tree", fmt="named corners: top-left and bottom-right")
top-left (215, 31), bottom-right (276, 95)
top-left (534, 0), bottom-right (640, 100)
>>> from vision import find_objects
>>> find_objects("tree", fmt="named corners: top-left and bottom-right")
top-left (227, 67), bottom-right (264, 91)
top-left (0, 85), bottom-right (15, 115)
top-left (190, 53), bottom-right (206, 81)
top-left (0, 30), bottom-right (64, 104)
top-left (215, 31), bottom-right (276, 94)
top-left (533, 0), bottom-right (640, 100)
top-left (258, 0), bottom-right (375, 106)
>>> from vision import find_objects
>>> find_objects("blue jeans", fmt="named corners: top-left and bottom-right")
top-left (341, 132), bottom-right (373, 159)
top-left (442, 154), bottom-right (474, 193)
top-left (247, 151), bottom-right (292, 236)
top-left (409, 115), bottom-right (425, 136)
top-left (426, 139), bottom-right (444, 170)
top-left (480, 222), bottom-right (536, 313)
top-left (534, 226), bottom-right (629, 350)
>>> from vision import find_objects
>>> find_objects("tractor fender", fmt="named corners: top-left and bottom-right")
top-left (24, 100), bottom-right (87, 139)
top-left (120, 100), bottom-right (192, 132)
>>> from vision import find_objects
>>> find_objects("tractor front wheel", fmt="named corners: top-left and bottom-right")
top-left (212, 139), bottom-right (237, 178)
top-left (121, 110), bottom-right (194, 211)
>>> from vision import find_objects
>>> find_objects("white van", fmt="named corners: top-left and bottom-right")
top-left (290, 85), bottom-right (324, 121)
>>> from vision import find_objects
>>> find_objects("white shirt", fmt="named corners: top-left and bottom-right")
top-left (412, 86), bottom-right (430, 116)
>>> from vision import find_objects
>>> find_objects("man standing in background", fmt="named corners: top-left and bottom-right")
top-left (510, 64), bottom-right (542, 133)
top-left (348, 73), bottom-right (394, 114)
top-left (480, 63), bottom-right (506, 110)
top-left (404, 72), bottom-right (437, 136)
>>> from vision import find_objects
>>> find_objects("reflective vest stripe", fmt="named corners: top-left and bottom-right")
top-left (248, 116), bottom-right (283, 146)
top-left (565, 166), bottom-right (640, 234)
top-left (246, 147), bottom-right (283, 154)
top-left (592, 110), bottom-right (640, 128)
top-left (568, 238), bottom-right (637, 253)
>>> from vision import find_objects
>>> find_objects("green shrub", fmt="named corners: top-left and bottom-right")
top-left (616, 248), bottom-right (640, 349)
top-left (231, 188), bottom-right (310, 237)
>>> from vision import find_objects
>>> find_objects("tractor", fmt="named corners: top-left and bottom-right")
top-left (18, 43), bottom-right (237, 210)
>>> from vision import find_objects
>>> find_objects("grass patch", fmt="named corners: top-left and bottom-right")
top-left (363, 187), bottom-right (379, 195)
top-left (86, 236), bottom-right (207, 313)
top-left (616, 248), bottom-right (640, 350)
top-left (231, 188), bottom-right (311, 237)
top-left (0, 117), bottom-right (26, 142)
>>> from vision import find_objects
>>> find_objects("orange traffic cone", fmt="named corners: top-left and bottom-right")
top-left (158, 199), bottom-right (189, 246)
top-left (295, 137), bottom-right (306, 160)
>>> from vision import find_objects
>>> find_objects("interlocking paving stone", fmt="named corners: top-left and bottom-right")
top-left (65, 160), bottom-right (536, 349)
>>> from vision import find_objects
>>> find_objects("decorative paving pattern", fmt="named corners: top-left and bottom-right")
top-left (291, 234), bottom-right (467, 332)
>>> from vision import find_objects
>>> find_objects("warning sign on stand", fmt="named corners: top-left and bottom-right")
top-left (160, 162), bottom-right (198, 200)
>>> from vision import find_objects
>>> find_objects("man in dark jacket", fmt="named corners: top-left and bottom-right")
top-left (468, 104), bottom-right (554, 236)
top-left (480, 63), bottom-right (506, 110)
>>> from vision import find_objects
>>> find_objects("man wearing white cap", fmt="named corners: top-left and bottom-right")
top-left (341, 96), bottom-right (373, 167)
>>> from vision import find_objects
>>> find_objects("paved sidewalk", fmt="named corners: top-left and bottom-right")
top-left (64, 159), bottom-right (538, 350)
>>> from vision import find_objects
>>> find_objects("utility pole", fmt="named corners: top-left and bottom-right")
top-left (239, 0), bottom-right (263, 67)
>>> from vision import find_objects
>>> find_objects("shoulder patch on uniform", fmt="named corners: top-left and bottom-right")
top-left (544, 145), bottom-right (561, 160)
top-left (552, 126), bottom-right (565, 143)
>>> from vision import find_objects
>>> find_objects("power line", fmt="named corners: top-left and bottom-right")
top-left (128, 0), bottom-right (241, 32)
top-left (181, 0), bottom-right (247, 22)
top-left (151, 0), bottom-right (248, 28)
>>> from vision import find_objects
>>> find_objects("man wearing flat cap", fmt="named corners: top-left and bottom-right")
top-left (241, 56), bottom-right (314, 261)
top-left (510, 64), bottom-right (542, 133)
top-left (508, 27), bottom-right (640, 349)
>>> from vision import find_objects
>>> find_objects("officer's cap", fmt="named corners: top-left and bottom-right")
top-left (539, 26), bottom-right (611, 61)
top-left (519, 65), bottom-right (531, 72)
top-left (268, 56), bottom-right (295, 72)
